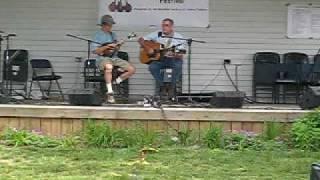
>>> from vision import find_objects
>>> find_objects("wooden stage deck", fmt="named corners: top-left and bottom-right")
top-left (0, 104), bottom-right (310, 137)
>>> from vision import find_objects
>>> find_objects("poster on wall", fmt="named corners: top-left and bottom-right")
top-left (98, 0), bottom-right (209, 27)
top-left (287, 4), bottom-right (320, 38)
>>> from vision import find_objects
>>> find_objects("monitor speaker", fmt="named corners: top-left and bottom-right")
top-left (299, 86), bottom-right (320, 110)
top-left (311, 163), bottom-right (320, 180)
top-left (210, 91), bottom-right (245, 108)
top-left (68, 89), bottom-right (103, 106)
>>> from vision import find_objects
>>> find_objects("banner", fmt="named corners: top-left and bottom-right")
top-left (98, 0), bottom-right (209, 27)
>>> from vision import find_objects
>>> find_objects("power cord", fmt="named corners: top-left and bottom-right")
top-left (199, 65), bottom-right (224, 93)
top-left (223, 63), bottom-right (255, 104)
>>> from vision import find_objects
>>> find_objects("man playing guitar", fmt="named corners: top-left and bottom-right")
top-left (139, 18), bottom-right (186, 100)
top-left (92, 15), bottom-right (136, 103)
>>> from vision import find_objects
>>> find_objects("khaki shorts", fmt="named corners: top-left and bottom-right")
top-left (99, 57), bottom-right (130, 71)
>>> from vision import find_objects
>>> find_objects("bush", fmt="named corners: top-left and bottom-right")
top-left (82, 121), bottom-right (114, 148)
top-left (263, 121), bottom-right (284, 141)
top-left (291, 109), bottom-right (320, 151)
top-left (0, 128), bottom-right (63, 148)
top-left (114, 125), bottom-right (160, 148)
top-left (204, 126), bottom-right (224, 149)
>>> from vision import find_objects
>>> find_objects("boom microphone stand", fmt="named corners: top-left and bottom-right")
top-left (162, 35), bottom-right (206, 101)
top-left (66, 34), bottom-right (102, 61)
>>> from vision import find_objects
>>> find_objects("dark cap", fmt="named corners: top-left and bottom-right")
top-left (100, 15), bottom-right (116, 25)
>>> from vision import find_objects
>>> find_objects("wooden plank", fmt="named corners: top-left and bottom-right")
top-left (112, 120), bottom-right (127, 129)
top-left (223, 122), bottom-right (232, 132)
top-left (61, 119), bottom-right (73, 136)
top-left (242, 122), bottom-right (253, 132)
top-left (252, 122), bottom-right (264, 134)
top-left (8, 118), bottom-right (20, 129)
top-left (19, 118), bottom-right (32, 130)
top-left (72, 119), bottom-right (83, 134)
top-left (51, 118), bottom-right (62, 137)
top-left (231, 122), bottom-right (242, 132)
top-left (147, 120), bottom-right (166, 132)
top-left (30, 118), bottom-right (41, 131)
top-left (199, 121), bottom-right (211, 131)
top-left (40, 119), bottom-right (52, 136)
top-left (0, 118), bottom-right (8, 131)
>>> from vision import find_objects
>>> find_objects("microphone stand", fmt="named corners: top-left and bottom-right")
top-left (66, 34), bottom-right (102, 61)
top-left (0, 33), bottom-right (4, 95)
top-left (162, 35), bottom-right (206, 102)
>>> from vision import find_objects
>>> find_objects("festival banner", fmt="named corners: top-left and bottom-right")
top-left (98, 0), bottom-right (209, 27)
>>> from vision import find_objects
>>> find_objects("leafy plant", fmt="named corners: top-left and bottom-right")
top-left (263, 121), bottom-right (283, 141)
top-left (0, 128), bottom-right (61, 148)
top-left (177, 129), bottom-right (192, 146)
top-left (291, 109), bottom-right (320, 151)
top-left (204, 126), bottom-right (224, 149)
top-left (114, 125), bottom-right (159, 148)
top-left (82, 121), bottom-right (114, 148)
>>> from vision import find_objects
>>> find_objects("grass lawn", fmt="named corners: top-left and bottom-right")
top-left (0, 145), bottom-right (319, 180)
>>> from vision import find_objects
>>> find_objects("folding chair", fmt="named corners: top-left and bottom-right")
top-left (28, 59), bottom-right (64, 100)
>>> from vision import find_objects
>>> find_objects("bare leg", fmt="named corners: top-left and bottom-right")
top-left (119, 65), bottom-right (136, 81)
top-left (103, 63), bottom-right (113, 93)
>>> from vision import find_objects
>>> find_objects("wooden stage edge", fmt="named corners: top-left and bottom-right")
top-left (0, 104), bottom-right (311, 137)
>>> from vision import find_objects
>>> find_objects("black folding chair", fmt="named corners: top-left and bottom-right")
top-left (309, 54), bottom-right (320, 85)
top-left (28, 59), bottom-right (64, 100)
top-left (253, 52), bottom-right (280, 103)
top-left (276, 52), bottom-right (309, 103)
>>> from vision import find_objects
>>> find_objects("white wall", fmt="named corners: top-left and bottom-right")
top-left (1, 0), bottom-right (320, 96)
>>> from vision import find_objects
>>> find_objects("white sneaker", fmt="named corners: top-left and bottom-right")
top-left (106, 93), bottom-right (115, 104)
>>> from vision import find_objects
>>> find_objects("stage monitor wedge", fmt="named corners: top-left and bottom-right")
top-left (299, 86), bottom-right (320, 110)
top-left (68, 88), bottom-right (103, 106)
top-left (210, 91), bottom-right (245, 108)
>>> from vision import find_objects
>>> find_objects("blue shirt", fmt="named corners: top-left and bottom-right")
top-left (143, 31), bottom-right (186, 51)
top-left (91, 30), bottom-right (117, 64)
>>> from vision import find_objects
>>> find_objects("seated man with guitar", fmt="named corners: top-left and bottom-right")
top-left (139, 18), bottom-right (186, 101)
top-left (92, 15), bottom-right (136, 103)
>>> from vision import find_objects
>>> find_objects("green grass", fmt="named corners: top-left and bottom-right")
top-left (0, 145), bottom-right (318, 180)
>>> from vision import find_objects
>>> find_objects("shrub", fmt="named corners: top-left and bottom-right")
top-left (204, 127), bottom-right (224, 149)
top-left (114, 125), bottom-right (160, 148)
top-left (82, 121), bottom-right (114, 148)
top-left (0, 128), bottom-right (62, 148)
top-left (263, 121), bottom-right (283, 141)
top-left (291, 109), bottom-right (320, 151)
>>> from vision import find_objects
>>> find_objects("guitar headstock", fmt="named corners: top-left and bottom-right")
top-left (127, 32), bottom-right (137, 40)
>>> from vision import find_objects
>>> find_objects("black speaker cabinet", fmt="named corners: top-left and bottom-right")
top-left (299, 86), bottom-right (320, 110)
top-left (311, 163), bottom-right (320, 180)
top-left (3, 49), bottom-right (29, 82)
top-left (68, 89), bottom-right (103, 106)
top-left (210, 91), bottom-right (245, 108)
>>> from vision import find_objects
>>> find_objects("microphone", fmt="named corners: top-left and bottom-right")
top-left (158, 32), bottom-right (162, 38)
top-left (7, 33), bottom-right (16, 37)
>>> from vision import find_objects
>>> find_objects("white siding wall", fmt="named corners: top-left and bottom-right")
top-left (1, 0), bottom-right (320, 96)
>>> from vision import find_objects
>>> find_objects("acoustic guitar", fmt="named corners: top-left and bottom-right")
top-left (140, 40), bottom-right (186, 64)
